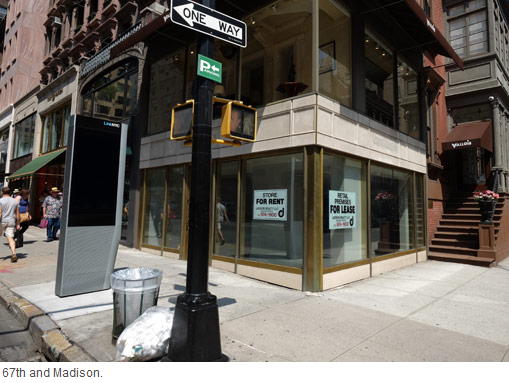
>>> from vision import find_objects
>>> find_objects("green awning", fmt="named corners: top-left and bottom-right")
top-left (7, 148), bottom-right (66, 180)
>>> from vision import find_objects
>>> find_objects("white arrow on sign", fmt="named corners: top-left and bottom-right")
top-left (174, 3), bottom-right (244, 40)
top-left (211, 65), bottom-right (219, 72)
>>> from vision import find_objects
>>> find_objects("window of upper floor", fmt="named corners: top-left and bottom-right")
top-left (447, 0), bottom-right (488, 58)
top-left (144, 0), bottom-right (427, 143)
top-left (13, 113), bottom-right (36, 160)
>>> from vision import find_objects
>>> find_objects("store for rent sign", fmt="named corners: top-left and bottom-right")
top-left (329, 191), bottom-right (356, 229)
top-left (253, 189), bottom-right (287, 221)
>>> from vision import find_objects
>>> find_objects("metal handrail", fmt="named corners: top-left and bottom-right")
top-left (491, 168), bottom-right (503, 193)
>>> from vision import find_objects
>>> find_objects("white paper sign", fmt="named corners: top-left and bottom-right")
top-left (253, 189), bottom-right (287, 221)
top-left (329, 190), bottom-right (356, 229)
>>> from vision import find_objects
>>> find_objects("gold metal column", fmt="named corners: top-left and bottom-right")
top-left (304, 146), bottom-right (323, 292)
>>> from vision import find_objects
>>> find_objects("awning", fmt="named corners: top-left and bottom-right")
top-left (442, 121), bottom-right (492, 152)
top-left (7, 148), bottom-right (66, 180)
top-left (367, 0), bottom-right (464, 69)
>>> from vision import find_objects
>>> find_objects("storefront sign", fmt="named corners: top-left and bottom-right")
top-left (47, 89), bottom-right (63, 102)
top-left (329, 191), bottom-right (356, 229)
top-left (171, 0), bottom-right (247, 47)
top-left (253, 189), bottom-right (287, 221)
top-left (450, 139), bottom-right (472, 149)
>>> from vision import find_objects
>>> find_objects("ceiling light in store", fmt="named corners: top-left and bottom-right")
top-left (250, 16), bottom-right (255, 24)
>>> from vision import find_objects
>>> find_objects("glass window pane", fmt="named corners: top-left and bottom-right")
top-left (213, 161), bottom-right (238, 257)
top-left (142, 168), bottom-right (166, 247)
top-left (323, 154), bottom-right (367, 267)
top-left (371, 164), bottom-right (414, 257)
top-left (163, 166), bottom-right (184, 250)
top-left (450, 27), bottom-right (466, 40)
top-left (449, 4), bottom-right (465, 17)
top-left (241, 0), bottom-right (312, 106)
top-left (451, 37), bottom-right (466, 49)
top-left (397, 59), bottom-right (420, 139)
top-left (63, 104), bottom-right (70, 147)
top-left (469, 41), bottom-right (488, 55)
top-left (468, 0), bottom-right (486, 11)
top-left (125, 72), bottom-right (138, 116)
top-left (319, 0), bottom-right (352, 107)
top-left (42, 116), bottom-right (50, 153)
top-left (365, 33), bottom-right (395, 127)
top-left (468, 20), bottom-right (487, 35)
top-left (148, 48), bottom-right (185, 135)
top-left (94, 78), bottom-right (125, 121)
top-left (83, 96), bottom-right (92, 116)
top-left (14, 114), bottom-right (35, 158)
top-left (241, 153), bottom-right (304, 268)
top-left (469, 31), bottom-right (487, 45)
top-left (450, 18), bottom-right (466, 31)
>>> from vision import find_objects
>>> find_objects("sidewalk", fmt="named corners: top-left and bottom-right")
top-left (1, 225), bottom-right (509, 362)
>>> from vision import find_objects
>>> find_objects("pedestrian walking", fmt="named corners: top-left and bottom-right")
top-left (0, 187), bottom-right (20, 262)
top-left (215, 199), bottom-right (229, 245)
top-left (14, 189), bottom-right (31, 248)
top-left (42, 187), bottom-right (62, 242)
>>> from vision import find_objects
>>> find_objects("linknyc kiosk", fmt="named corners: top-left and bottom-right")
top-left (55, 115), bottom-right (128, 297)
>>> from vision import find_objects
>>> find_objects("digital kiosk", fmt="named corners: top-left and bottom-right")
top-left (55, 115), bottom-right (127, 297)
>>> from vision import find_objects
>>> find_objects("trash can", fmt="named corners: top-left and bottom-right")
top-left (111, 268), bottom-right (163, 339)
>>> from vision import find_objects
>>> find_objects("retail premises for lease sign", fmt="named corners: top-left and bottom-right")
top-left (329, 191), bottom-right (356, 229)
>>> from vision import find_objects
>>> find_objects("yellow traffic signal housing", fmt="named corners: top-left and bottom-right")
top-left (170, 100), bottom-right (194, 140)
top-left (221, 101), bottom-right (257, 142)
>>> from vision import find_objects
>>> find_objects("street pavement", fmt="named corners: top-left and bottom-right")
top-left (1, 225), bottom-right (509, 362)
top-left (0, 303), bottom-right (46, 362)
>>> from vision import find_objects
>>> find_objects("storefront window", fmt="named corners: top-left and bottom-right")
top-left (213, 161), bottom-right (238, 258)
top-left (323, 154), bottom-right (367, 267)
top-left (397, 58), bottom-right (419, 139)
top-left (164, 166), bottom-right (184, 250)
top-left (319, 0), bottom-right (352, 107)
top-left (365, 33), bottom-right (395, 127)
top-left (148, 48), bottom-right (186, 135)
top-left (241, 0), bottom-right (312, 106)
top-left (142, 168), bottom-right (166, 247)
top-left (0, 129), bottom-right (8, 164)
top-left (142, 166), bottom-right (184, 251)
top-left (81, 59), bottom-right (138, 122)
top-left (370, 164), bottom-right (414, 256)
top-left (13, 114), bottom-right (35, 159)
top-left (240, 153), bottom-right (304, 268)
top-left (41, 103), bottom-right (71, 154)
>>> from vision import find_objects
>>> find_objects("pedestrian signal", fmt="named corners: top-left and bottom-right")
top-left (171, 100), bottom-right (194, 140)
top-left (221, 101), bottom-right (257, 142)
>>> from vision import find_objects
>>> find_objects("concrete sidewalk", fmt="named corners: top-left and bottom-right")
top-left (1, 225), bottom-right (509, 362)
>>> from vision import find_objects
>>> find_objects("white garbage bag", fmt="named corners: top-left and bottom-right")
top-left (115, 306), bottom-right (173, 362)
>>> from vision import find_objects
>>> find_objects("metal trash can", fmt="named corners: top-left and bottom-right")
top-left (111, 268), bottom-right (163, 339)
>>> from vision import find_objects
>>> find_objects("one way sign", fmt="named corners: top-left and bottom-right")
top-left (171, 0), bottom-right (247, 48)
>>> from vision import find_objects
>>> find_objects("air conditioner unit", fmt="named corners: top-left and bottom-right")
top-left (51, 16), bottom-right (62, 27)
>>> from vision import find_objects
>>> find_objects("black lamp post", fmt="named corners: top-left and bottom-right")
top-left (167, 0), bottom-right (227, 363)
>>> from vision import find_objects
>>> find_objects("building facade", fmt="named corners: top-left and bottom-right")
top-left (108, 0), bottom-right (461, 291)
top-left (427, 0), bottom-right (509, 265)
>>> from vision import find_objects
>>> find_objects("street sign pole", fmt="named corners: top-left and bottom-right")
top-left (168, 0), bottom-right (226, 363)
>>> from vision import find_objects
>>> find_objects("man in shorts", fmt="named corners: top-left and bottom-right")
top-left (0, 187), bottom-right (20, 262)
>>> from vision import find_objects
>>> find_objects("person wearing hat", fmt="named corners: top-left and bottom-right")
top-left (12, 188), bottom-right (20, 197)
top-left (42, 187), bottom-right (62, 242)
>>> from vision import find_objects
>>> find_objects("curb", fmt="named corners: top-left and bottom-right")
top-left (0, 282), bottom-right (96, 362)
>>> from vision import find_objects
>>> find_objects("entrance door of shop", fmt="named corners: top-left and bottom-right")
top-left (447, 148), bottom-right (489, 192)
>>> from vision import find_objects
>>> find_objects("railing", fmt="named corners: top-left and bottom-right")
top-left (491, 168), bottom-right (503, 193)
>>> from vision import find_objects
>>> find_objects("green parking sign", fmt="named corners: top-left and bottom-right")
top-left (197, 54), bottom-right (222, 83)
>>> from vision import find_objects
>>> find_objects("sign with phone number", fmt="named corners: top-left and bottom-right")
top-left (329, 190), bottom-right (356, 229)
top-left (253, 189), bottom-right (287, 221)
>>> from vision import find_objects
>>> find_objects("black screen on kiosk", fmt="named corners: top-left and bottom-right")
top-left (68, 119), bottom-right (121, 227)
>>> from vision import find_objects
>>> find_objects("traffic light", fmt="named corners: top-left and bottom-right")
top-left (221, 101), bottom-right (257, 142)
top-left (171, 100), bottom-right (194, 140)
